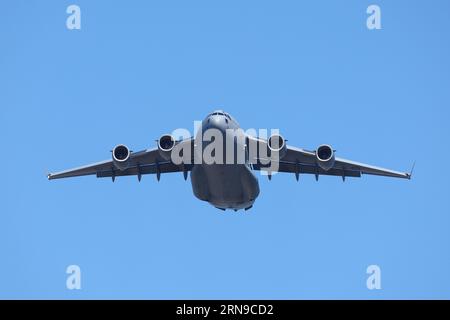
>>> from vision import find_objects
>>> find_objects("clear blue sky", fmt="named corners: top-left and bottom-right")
top-left (1, 0), bottom-right (450, 299)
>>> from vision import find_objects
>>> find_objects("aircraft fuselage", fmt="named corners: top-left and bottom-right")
top-left (190, 112), bottom-right (260, 210)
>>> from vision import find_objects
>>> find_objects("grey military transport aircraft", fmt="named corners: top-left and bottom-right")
top-left (48, 110), bottom-right (412, 211)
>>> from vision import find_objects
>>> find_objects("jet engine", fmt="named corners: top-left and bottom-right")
top-left (268, 134), bottom-right (287, 159)
top-left (316, 144), bottom-right (335, 171)
top-left (112, 144), bottom-right (131, 171)
top-left (158, 134), bottom-right (176, 160)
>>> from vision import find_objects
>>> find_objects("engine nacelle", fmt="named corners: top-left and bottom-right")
top-left (268, 134), bottom-right (287, 160)
top-left (112, 144), bottom-right (131, 171)
top-left (158, 134), bottom-right (176, 160)
top-left (316, 144), bottom-right (335, 171)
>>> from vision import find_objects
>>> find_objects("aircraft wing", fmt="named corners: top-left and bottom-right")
top-left (48, 139), bottom-right (194, 181)
top-left (252, 144), bottom-right (412, 180)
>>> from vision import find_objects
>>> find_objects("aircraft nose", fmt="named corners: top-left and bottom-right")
top-left (206, 115), bottom-right (229, 132)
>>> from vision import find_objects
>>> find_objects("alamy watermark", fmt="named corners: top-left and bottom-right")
top-left (66, 265), bottom-right (82, 290)
top-left (367, 5), bottom-right (381, 30)
top-left (156, 122), bottom-right (285, 175)
top-left (366, 265), bottom-right (382, 290)
top-left (66, 5), bottom-right (81, 30)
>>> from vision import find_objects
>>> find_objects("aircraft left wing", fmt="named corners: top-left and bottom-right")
top-left (251, 142), bottom-right (412, 180)
top-left (48, 139), bottom-right (194, 181)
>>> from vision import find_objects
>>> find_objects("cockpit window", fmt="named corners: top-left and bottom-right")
top-left (208, 111), bottom-right (232, 120)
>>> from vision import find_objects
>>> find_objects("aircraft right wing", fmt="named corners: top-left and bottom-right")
top-left (48, 138), bottom-right (194, 181)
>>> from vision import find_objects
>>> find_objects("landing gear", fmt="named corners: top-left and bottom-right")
top-left (215, 206), bottom-right (253, 212)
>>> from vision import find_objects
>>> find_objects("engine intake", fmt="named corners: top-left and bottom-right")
top-left (316, 144), bottom-right (335, 171)
top-left (112, 144), bottom-right (131, 171)
top-left (268, 134), bottom-right (287, 159)
top-left (158, 134), bottom-right (176, 160)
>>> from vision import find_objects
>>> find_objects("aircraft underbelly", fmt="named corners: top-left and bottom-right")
top-left (190, 164), bottom-right (259, 210)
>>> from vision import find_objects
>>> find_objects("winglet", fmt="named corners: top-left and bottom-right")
top-left (406, 161), bottom-right (415, 180)
top-left (47, 171), bottom-right (55, 180)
